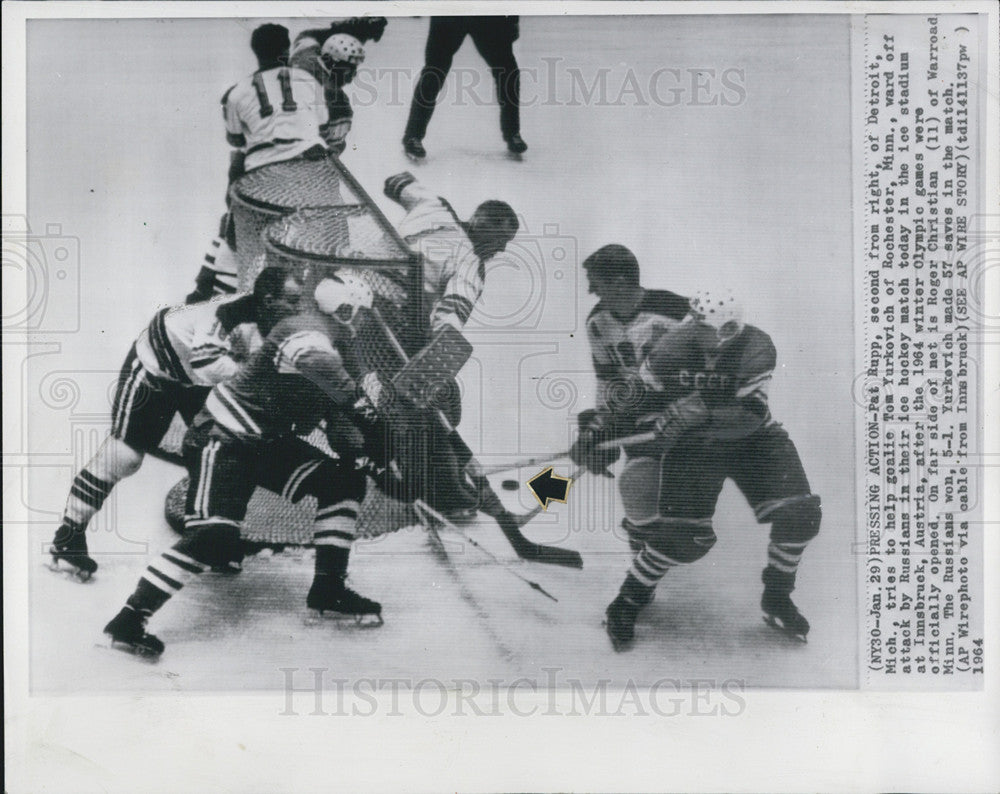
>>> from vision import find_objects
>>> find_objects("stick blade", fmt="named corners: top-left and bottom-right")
top-left (495, 512), bottom-right (584, 570)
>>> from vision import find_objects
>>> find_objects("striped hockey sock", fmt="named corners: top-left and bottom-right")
top-left (127, 549), bottom-right (210, 615)
top-left (312, 499), bottom-right (360, 562)
top-left (62, 469), bottom-right (116, 530)
top-left (766, 540), bottom-right (810, 577)
top-left (627, 543), bottom-right (682, 590)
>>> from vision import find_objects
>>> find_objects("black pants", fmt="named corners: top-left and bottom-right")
top-left (404, 16), bottom-right (520, 140)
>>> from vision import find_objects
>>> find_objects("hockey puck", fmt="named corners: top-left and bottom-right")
top-left (501, 479), bottom-right (519, 491)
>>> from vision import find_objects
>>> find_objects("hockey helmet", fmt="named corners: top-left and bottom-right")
top-left (688, 289), bottom-right (745, 345)
top-left (315, 271), bottom-right (373, 327)
top-left (321, 33), bottom-right (366, 67)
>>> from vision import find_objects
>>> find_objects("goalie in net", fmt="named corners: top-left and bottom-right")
top-left (166, 157), bottom-right (517, 543)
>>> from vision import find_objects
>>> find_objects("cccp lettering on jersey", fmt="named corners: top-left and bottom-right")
top-left (678, 370), bottom-right (732, 392)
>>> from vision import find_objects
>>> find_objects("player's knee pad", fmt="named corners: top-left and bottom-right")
top-left (95, 436), bottom-right (145, 482)
top-left (763, 494), bottom-right (822, 544)
top-left (175, 521), bottom-right (243, 569)
top-left (645, 518), bottom-right (718, 565)
top-left (618, 457), bottom-right (662, 525)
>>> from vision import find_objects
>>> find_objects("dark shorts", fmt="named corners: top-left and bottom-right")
top-left (657, 422), bottom-right (812, 521)
top-left (110, 345), bottom-right (208, 452)
top-left (181, 420), bottom-right (366, 528)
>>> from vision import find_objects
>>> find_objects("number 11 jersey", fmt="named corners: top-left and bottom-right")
top-left (222, 66), bottom-right (329, 171)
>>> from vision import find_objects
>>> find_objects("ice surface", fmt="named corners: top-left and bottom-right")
top-left (26, 15), bottom-right (856, 691)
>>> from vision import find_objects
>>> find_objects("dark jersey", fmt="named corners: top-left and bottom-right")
top-left (644, 321), bottom-right (777, 440)
top-left (203, 313), bottom-right (356, 440)
top-left (585, 289), bottom-right (690, 414)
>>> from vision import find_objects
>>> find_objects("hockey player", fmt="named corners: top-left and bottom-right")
top-left (49, 268), bottom-right (304, 580)
top-left (289, 32), bottom-right (366, 156)
top-left (569, 244), bottom-right (691, 475)
top-left (187, 24), bottom-right (332, 304)
top-left (579, 291), bottom-right (822, 650)
top-left (224, 23), bottom-right (331, 173)
top-left (383, 170), bottom-right (519, 515)
top-left (384, 171), bottom-right (518, 339)
top-left (402, 16), bottom-right (525, 159)
top-left (290, 18), bottom-right (386, 156)
top-left (102, 274), bottom-right (391, 657)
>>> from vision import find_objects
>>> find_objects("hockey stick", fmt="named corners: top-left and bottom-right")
top-left (473, 431), bottom-right (658, 477)
top-left (370, 309), bottom-right (584, 570)
top-left (496, 464), bottom-right (586, 529)
top-left (413, 500), bottom-right (559, 602)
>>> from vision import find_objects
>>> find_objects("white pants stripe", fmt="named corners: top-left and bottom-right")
top-left (112, 358), bottom-right (145, 438)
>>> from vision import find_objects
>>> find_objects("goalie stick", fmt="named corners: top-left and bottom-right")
top-left (370, 309), bottom-right (584, 570)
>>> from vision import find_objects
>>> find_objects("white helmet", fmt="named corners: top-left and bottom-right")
top-left (321, 33), bottom-right (365, 67)
top-left (688, 289), bottom-right (745, 345)
top-left (314, 272), bottom-right (373, 328)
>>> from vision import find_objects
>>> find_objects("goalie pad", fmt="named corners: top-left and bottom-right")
top-left (360, 325), bottom-right (473, 420)
top-left (391, 325), bottom-right (472, 412)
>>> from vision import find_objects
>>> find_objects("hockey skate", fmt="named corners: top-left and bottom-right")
top-left (604, 595), bottom-right (644, 652)
top-left (48, 522), bottom-right (98, 582)
top-left (761, 567), bottom-right (809, 643)
top-left (306, 576), bottom-right (383, 627)
top-left (102, 606), bottom-right (165, 659)
top-left (402, 136), bottom-right (426, 160)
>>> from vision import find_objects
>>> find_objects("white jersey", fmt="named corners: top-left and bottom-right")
top-left (134, 294), bottom-right (258, 387)
top-left (222, 66), bottom-right (329, 171)
top-left (394, 180), bottom-right (485, 333)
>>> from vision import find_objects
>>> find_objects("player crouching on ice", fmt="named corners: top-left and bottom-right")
top-left (49, 267), bottom-right (303, 581)
top-left (102, 274), bottom-right (392, 657)
top-left (572, 286), bottom-right (821, 651)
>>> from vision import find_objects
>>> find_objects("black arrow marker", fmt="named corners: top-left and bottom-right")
top-left (527, 467), bottom-right (572, 510)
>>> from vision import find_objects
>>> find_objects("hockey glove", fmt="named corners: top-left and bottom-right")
top-left (384, 172), bottom-right (417, 204)
top-left (330, 17), bottom-right (388, 43)
top-left (569, 409), bottom-right (621, 476)
top-left (645, 392), bottom-right (710, 450)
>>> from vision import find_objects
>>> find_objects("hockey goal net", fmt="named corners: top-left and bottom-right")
top-left (160, 156), bottom-right (427, 544)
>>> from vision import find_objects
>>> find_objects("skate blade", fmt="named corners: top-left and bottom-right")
top-left (46, 558), bottom-right (95, 583)
top-left (602, 618), bottom-right (634, 653)
top-left (762, 614), bottom-right (808, 644)
top-left (305, 611), bottom-right (384, 629)
top-left (96, 638), bottom-right (163, 661)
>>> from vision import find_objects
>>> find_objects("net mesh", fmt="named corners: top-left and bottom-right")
top-left (160, 156), bottom-right (426, 545)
